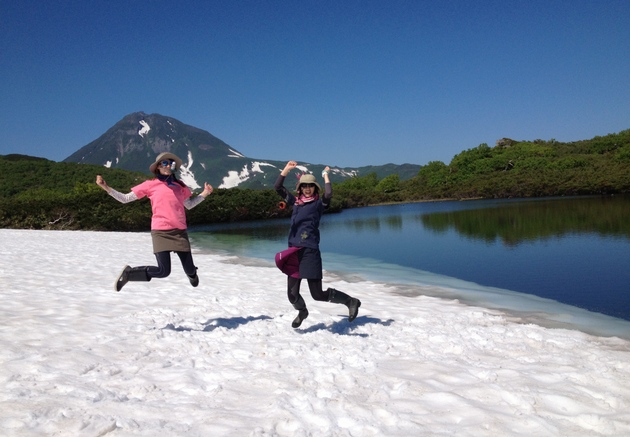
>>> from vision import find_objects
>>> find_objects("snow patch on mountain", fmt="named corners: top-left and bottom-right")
top-left (220, 164), bottom-right (251, 188)
top-left (218, 161), bottom-right (276, 189)
top-left (178, 151), bottom-right (200, 190)
top-left (103, 157), bottom-right (120, 168)
top-left (252, 161), bottom-right (277, 173)
top-left (138, 120), bottom-right (150, 137)
top-left (227, 148), bottom-right (245, 158)
top-left (331, 168), bottom-right (358, 177)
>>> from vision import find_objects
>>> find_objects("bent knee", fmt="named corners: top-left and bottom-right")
top-left (311, 294), bottom-right (329, 302)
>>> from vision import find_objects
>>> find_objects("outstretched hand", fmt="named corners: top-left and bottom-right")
top-left (95, 175), bottom-right (110, 192)
top-left (201, 182), bottom-right (213, 198)
top-left (282, 161), bottom-right (298, 176)
top-left (322, 166), bottom-right (331, 183)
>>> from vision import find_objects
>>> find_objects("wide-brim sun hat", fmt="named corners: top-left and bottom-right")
top-left (296, 173), bottom-right (321, 191)
top-left (149, 152), bottom-right (183, 173)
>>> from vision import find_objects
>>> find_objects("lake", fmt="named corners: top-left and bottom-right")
top-left (189, 195), bottom-right (630, 339)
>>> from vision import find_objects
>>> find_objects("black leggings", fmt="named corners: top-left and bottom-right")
top-left (147, 251), bottom-right (196, 279)
top-left (287, 276), bottom-right (330, 304)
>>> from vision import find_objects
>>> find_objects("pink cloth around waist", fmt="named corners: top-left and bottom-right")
top-left (275, 246), bottom-right (301, 278)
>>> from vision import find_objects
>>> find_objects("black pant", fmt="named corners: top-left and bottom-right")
top-left (147, 251), bottom-right (196, 279)
top-left (287, 276), bottom-right (329, 304)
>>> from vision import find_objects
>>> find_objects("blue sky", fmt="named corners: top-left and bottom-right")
top-left (1, 0), bottom-right (628, 168)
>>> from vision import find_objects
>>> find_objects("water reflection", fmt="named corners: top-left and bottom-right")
top-left (192, 196), bottom-right (630, 247)
top-left (317, 196), bottom-right (630, 244)
top-left (342, 215), bottom-right (404, 232)
top-left (342, 217), bottom-right (380, 232)
top-left (418, 196), bottom-right (630, 246)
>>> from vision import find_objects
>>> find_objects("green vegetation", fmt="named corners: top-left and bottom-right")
top-left (334, 128), bottom-right (630, 207)
top-left (405, 129), bottom-right (630, 200)
top-left (1, 128), bottom-right (629, 230)
top-left (0, 155), bottom-right (293, 231)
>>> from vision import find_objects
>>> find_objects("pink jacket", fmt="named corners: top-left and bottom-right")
top-left (132, 179), bottom-right (192, 230)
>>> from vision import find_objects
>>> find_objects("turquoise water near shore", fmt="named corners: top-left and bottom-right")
top-left (190, 196), bottom-right (630, 339)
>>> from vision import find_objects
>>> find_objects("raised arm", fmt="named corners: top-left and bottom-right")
top-left (96, 174), bottom-right (138, 204)
top-left (281, 160), bottom-right (298, 176)
top-left (321, 166), bottom-right (332, 203)
top-left (275, 161), bottom-right (298, 202)
top-left (185, 182), bottom-right (213, 210)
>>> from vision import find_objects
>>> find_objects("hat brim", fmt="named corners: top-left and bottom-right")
top-left (296, 181), bottom-right (321, 191)
top-left (149, 153), bottom-right (183, 173)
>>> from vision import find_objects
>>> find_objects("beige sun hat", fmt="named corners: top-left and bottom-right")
top-left (295, 173), bottom-right (321, 191)
top-left (149, 152), bottom-right (183, 173)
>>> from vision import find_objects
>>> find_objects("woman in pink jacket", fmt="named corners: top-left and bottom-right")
top-left (96, 152), bottom-right (213, 291)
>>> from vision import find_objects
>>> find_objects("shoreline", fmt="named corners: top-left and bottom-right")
top-left (243, 248), bottom-right (630, 342)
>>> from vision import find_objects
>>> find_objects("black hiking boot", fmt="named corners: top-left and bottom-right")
top-left (188, 274), bottom-right (199, 287)
top-left (328, 288), bottom-right (361, 322)
top-left (346, 297), bottom-right (362, 322)
top-left (292, 308), bottom-right (309, 328)
top-left (115, 265), bottom-right (150, 291)
top-left (187, 268), bottom-right (199, 287)
top-left (291, 296), bottom-right (309, 328)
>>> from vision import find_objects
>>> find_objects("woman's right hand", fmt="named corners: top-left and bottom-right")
top-left (282, 161), bottom-right (298, 175)
top-left (96, 175), bottom-right (110, 192)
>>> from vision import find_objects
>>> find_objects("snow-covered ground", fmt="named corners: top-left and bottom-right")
top-left (1, 229), bottom-right (629, 436)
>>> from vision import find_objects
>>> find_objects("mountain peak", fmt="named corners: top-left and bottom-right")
top-left (64, 113), bottom-right (420, 190)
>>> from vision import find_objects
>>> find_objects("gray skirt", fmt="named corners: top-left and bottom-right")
top-left (151, 229), bottom-right (191, 253)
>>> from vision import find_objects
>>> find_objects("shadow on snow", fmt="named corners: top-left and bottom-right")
top-left (161, 314), bottom-right (394, 336)
top-left (296, 316), bottom-right (395, 337)
top-left (162, 315), bottom-right (273, 332)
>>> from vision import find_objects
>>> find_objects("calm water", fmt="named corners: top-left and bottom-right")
top-left (190, 196), bottom-right (630, 338)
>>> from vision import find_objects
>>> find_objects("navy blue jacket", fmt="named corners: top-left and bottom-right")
top-left (275, 174), bottom-right (332, 249)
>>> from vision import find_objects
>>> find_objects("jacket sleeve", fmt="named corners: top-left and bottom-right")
top-left (184, 195), bottom-right (206, 210)
top-left (107, 189), bottom-right (138, 204)
top-left (322, 182), bottom-right (332, 207)
top-left (275, 174), bottom-right (295, 204)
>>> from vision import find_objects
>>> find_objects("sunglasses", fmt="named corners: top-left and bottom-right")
top-left (301, 183), bottom-right (316, 188)
top-left (160, 159), bottom-right (175, 167)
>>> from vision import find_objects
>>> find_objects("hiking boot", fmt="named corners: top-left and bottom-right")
top-left (291, 295), bottom-right (309, 328)
top-left (328, 288), bottom-right (361, 322)
top-left (292, 308), bottom-right (309, 328)
top-left (346, 297), bottom-right (362, 322)
top-left (115, 265), bottom-right (150, 291)
top-left (188, 274), bottom-right (199, 287)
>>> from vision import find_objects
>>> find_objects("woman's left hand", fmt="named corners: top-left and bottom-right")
top-left (201, 182), bottom-right (213, 197)
top-left (322, 166), bottom-right (331, 182)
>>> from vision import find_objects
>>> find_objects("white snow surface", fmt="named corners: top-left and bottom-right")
top-left (1, 229), bottom-right (630, 437)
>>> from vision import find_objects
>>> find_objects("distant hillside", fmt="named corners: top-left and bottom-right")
top-left (403, 129), bottom-right (630, 200)
top-left (2, 128), bottom-right (630, 230)
top-left (63, 112), bottom-right (420, 190)
top-left (0, 154), bottom-right (148, 199)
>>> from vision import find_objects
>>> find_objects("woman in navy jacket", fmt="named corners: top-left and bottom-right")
top-left (275, 160), bottom-right (361, 328)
